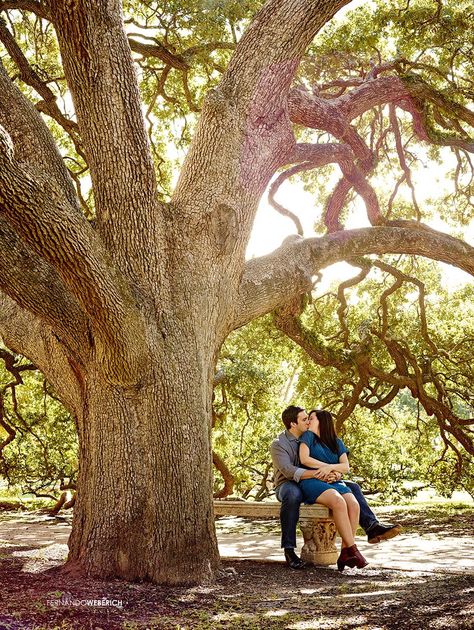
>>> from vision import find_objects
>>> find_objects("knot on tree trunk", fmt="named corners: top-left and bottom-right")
top-left (210, 203), bottom-right (238, 256)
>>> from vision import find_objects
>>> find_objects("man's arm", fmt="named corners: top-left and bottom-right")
top-left (299, 468), bottom-right (326, 480)
top-left (271, 441), bottom-right (326, 482)
top-left (300, 452), bottom-right (335, 470)
top-left (299, 438), bottom-right (348, 474)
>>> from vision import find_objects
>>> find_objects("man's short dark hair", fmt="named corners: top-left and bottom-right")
top-left (281, 405), bottom-right (304, 430)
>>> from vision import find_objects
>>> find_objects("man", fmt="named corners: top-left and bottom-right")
top-left (271, 405), bottom-right (402, 569)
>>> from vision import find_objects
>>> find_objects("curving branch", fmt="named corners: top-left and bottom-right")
top-left (336, 263), bottom-right (371, 347)
top-left (268, 166), bottom-right (306, 235)
top-left (0, 217), bottom-right (87, 354)
top-left (0, 0), bottom-right (48, 18)
top-left (49, 0), bottom-right (165, 284)
top-left (286, 90), bottom-right (384, 230)
top-left (0, 292), bottom-right (83, 414)
top-left (173, 0), bottom-right (351, 225)
top-left (212, 450), bottom-right (235, 499)
top-left (0, 348), bottom-right (37, 460)
top-left (273, 297), bottom-right (350, 370)
top-left (235, 225), bottom-right (474, 330)
top-left (0, 347), bottom-right (35, 381)
top-left (285, 67), bottom-right (474, 229)
top-left (372, 335), bottom-right (474, 455)
top-left (0, 18), bottom-right (84, 157)
top-left (221, 0), bottom-right (351, 104)
top-left (371, 259), bottom-right (437, 354)
top-left (0, 59), bottom-right (78, 208)
top-left (335, 374), bottom-right (367, 432)
top-left (128, 35), bottom-right (189, 70)
top-left (388, 104), bottom-right (421, 219)
top-left (0, 129), bottom-right (147, 384)
top-left (183, 41), bottom-right (236, 60)
top-left (0, 407), bottom-right (16, 456)
top-left (128, 36), bottom-right (235, 71)
top-left (327, 73), bottom-right (474, 151)
top-left (324, 177), bottom-right (352, 232)
top-left (269, 142), bottom-right (357, 235)
top-left (181, 69), bottom-right (200, 113)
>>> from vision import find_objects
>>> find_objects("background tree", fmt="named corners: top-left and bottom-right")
top-left (287, 256), bottom-right (474, 499)
top-left (0, 346), bottom-right (77, 510)
top-left (214, 262), bottom-right (474, 503)
top-left (212, 320), bottom-right (299, 499)
top-left (0, 0), bottom-right (473, 585)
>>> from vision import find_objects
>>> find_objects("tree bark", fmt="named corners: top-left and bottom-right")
top-left (0, 293), bottom-right (81, 414)
top-left (67, 338), bottom-right (220, 584)
top-left (235, 225), bottom-right (474, 328)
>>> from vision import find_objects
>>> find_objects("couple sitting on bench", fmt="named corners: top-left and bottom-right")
top-left (271, 406), bottom-right (402, 572)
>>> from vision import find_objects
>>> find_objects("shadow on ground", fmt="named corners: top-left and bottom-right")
top-left (0, 508), bottom-right (473, 629)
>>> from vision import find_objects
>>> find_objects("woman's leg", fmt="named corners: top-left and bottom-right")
top-left (342, 493), bottom-right (360, 538)
top-left (316, 489), bottom-right (354, 548)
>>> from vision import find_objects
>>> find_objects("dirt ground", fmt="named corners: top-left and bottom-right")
top-left (0, 505), bottom-right (473, 630)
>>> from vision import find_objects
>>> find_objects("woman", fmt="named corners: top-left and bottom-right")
top-left (299, 409), bottom-right (368, 572)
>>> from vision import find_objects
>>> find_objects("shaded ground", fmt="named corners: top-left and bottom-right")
top-left (378, 502), bottom-right (474, 536)
top-left (0, 504), bottom-right (473, 630)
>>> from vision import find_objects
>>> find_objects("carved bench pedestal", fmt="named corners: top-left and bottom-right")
top-left (299, 517), bottom-right (338, 566)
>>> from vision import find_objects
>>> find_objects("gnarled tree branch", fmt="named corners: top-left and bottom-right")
top-left (173, 0), bottom-right (351, 233)
top-left (0, 130), bottom-right (147, 385)
top-left (49, 0), bottom-right (166, 285)
top-left (0, 216), bottom-right (87, 354)
top-left (0, 0), bottom-right (48, 18)
top-left (235, 225), bottom-right (474, 329)
top-left (0, 18), bottom-right (84, 157)
top-left (0, 59), bottom-right (78, 208)
top-left (0, 293), bottom-right (81, 414)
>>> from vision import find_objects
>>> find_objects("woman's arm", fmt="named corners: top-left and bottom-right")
top-left (331, 453), bottom-right (350, 474)
top-left (315, 453), bottom-right (350, 475)
top-left (300, 448), bottom-right (333, 470)
top-left (299, 444), bottom-right (350, 475)
top-left (299, 443), bottom-right (334, 477)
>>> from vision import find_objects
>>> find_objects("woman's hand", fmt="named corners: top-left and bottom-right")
top-left (312, 463), bottom-right (334, 480)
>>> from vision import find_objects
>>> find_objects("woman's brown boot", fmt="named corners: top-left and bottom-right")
top-left (337, 544), bottom-right (368, 572)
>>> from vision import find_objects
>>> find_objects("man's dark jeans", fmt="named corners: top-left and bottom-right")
top-left (344, 480), bottom-right (378, 532)
top-left (275, 481), bottom-right (303, 549)
top-left (275, 479), bottom-right (378, 549)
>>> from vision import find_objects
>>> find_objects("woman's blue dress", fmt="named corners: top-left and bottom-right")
top-left (299, 431), bottom-right (352, 503)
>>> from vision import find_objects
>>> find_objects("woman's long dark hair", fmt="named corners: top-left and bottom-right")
top-left (309, 409), bottom-right (339, 454)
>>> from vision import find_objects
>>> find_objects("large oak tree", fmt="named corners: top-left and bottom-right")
top-left (0, 0), bottom-right (473, 584)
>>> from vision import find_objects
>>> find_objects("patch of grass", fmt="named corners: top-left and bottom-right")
top-left (0, 495), bottom-right (54, 511)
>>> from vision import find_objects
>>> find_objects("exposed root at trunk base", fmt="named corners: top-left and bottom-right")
top-left (62, 554), bottom-right (221, 586)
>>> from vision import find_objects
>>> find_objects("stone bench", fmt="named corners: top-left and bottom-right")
top-left (213, 500), bottom-right (337, 566)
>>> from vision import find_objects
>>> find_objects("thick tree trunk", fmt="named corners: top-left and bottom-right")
top-left (67, 335), bottom-right (220, 584)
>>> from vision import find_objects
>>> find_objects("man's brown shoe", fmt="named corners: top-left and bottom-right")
top-left (367, 523), bottom-right (402, 544)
